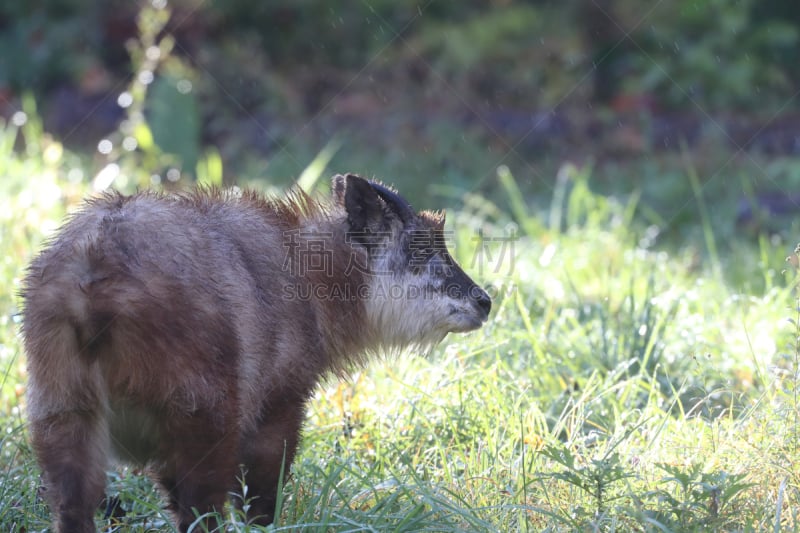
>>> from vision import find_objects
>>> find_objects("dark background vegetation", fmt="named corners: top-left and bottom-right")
top-left (2, 0), bottom-right (800, 249)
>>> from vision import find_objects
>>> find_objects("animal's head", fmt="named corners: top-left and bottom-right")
top-left (333, 174), bottom-right (491, 349)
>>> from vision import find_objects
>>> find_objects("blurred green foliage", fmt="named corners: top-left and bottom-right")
top-left (145, 75), bottom-right (200, 174)
top-left (629, 0), bottom-right (798, 109)
top-left (0, 0), bottom-right (98, 90)
top-left (1, 0), bottom-right (797, 110)
top-left (2, 0), bottom-right (800, 233)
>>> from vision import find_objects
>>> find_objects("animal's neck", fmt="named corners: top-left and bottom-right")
top-left (297, 220), bottom-right (375, 370)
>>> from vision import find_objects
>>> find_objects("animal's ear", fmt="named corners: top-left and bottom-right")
top-left (333, 173), bottom-right (385, 233)
top-left (433, 209), bottom-right (446, 229)
top-left (331, 173), bottom-right (347, 206)
top-left (419, 209), bottom-right (446, 230)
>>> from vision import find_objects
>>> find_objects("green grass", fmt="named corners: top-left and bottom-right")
top-left (1, 115), bottom-right (800, 532)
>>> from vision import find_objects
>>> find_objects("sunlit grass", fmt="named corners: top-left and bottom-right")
top-left (1, 116), bottom-right (799, 531)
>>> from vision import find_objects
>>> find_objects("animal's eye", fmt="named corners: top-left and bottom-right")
top-left (408, 244), bottom-right (436, 273)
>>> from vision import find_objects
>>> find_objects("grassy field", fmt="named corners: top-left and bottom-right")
top-left (1, 113), bottom-right (799, 532)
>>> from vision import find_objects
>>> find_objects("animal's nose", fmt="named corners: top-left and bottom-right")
top-left (475, 289), bottom-right (492, 316)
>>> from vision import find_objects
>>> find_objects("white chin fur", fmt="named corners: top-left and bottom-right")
top-left (448, 315), bottom-right (485, 333)
top-left (364, 275), bottom-right (463, 350)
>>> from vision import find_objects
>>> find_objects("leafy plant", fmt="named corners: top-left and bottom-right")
top-left (539, 442), bottom-right (633, 526)
top-left (98, 2), bottom-right (204, 188)
top-left (628, 0), bottom-right (798, 111)
top-left (649, 462), bottom-right (754, 530)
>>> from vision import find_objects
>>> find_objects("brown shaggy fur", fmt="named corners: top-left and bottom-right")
top-left (21, 174), bottom-right (490, 532)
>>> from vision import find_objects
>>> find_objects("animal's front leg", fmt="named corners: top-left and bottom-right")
top-left (154, 409), bottom-right (241, 532)
top-left (237, 397), bottom-right (306, 525)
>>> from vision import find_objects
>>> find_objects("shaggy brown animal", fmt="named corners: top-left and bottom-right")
top-left (22, 174), bottom-right (491, 532)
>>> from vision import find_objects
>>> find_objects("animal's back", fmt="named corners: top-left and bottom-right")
top-left (22, 191), bottom-right (310, 429)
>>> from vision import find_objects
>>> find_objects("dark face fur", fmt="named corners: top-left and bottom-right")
top-left (334, 174), bottom-right (491, 347)
top-left (406, 212), bottom-right (492, 332)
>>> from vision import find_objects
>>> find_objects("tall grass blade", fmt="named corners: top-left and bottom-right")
top-left (497, 165), bottom-right (540, 237)
top-left (774, 477), bottom-right (786, 533)
top-left (681, 141), bottom-right (721, 279)
top-left (296, 139), bottom-right (341, 193)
